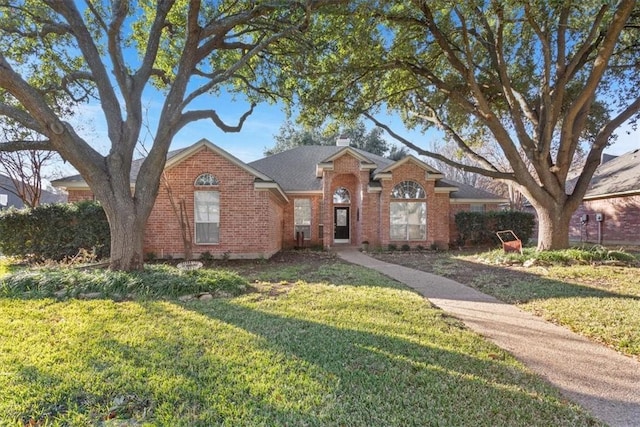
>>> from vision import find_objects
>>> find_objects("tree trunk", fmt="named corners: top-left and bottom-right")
top-left (103, 200), bottom-right (147, 271)
top-left (535, 204), bottom-right (573, 251)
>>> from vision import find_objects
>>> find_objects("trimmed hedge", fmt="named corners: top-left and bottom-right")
top-left (0, 201), bottom-right (110, 260)
top-left (455, 210), bottom-right (535, 246)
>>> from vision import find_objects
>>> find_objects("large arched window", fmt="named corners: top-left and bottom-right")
top-left (194, 173), bottom-right (219, 186)
top-left (333, 187), bottom-right (351, 204)
top-left (194, 173), bottom-right (219, 244)
top-left (390, 181), bottom-right (426, 241)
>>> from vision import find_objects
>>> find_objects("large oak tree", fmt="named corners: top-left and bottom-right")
top-left (0, 0), bottom-right (340, 270)
top-left (285, 0), bottom-right (640, 250)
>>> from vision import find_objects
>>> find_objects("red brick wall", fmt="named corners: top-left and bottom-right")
top-left (570, 195), bottom-right (640, 245)
top-left (145, 147), bottom-right (284, 259)
top-left (320, 153), bottom-right (368, 247)
top-left (68, 147), bottom-right (285, 259)
top-left (67, 190), bottom-right (94, 202)
top-left (281, 194), bottom-right (323, 249)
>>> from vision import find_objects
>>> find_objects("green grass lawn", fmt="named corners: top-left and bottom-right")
top-left (375, 247), bottom-right (640, 359)
top-left (0, 256), bottom-right (600, 426)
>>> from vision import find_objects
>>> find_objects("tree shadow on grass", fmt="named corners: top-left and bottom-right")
top-left (2, 295), bottom-right (604, 426)
top-left (173, 298), bottom-right (601, 426)
top-left (372, 252), bottom-right (640, 303)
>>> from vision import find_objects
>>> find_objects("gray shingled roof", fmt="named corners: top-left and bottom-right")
top-left (51, 147), bottom-right (190, 185)
top-left (249, 146), bottom-right (504, 200)
top-left (440, 178), bottom-right (505, 200)
top-left (578, 148), bottom-right (640, 198)
top-left (53, 142), bottom-right (505, 202)
top-left (248, 146), bottom-right (395, 192)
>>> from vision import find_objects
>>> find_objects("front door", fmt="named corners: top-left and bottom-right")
top-left (334, 207), bottom-right (350, 243)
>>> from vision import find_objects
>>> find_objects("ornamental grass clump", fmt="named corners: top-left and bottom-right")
top-left (0, 264), bottom-right (249, 300)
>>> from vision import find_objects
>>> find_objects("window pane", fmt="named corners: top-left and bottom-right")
top-left (333, 187), bottom-right (350, 204)
top-left (195, 192), bottom-right (219, 222)
top-left (295, 225), bottom-right (311, 239)
top-left (294, 199), bottom-right (312, 239)
top-left (390, 224), bottom-right (407, 240)
top-left (390, 201), bottom-right (426, 240)
top-left (195, 191), bottom-right (219, 244)
top-left (194, 173), bottom-right (219, 186)
top-left (196, 223), bottom-right (219, 244)
top-left (390, 202), bottom-right (406, 225)
top-left (391, 181), bottom-right (425, 199)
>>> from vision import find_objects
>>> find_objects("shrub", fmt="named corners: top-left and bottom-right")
top-left (478, 245), bottom-right (638, 266)
top-left (387, 244), bottom-right (397, 252)
top-left (0, 264), bottom-right (249, 299)
top-left (401, 244), bottom-right (411, 252)
top-left (455, 210), bottom-right (535, 247)
top-left (0, 201), bottom-right (110, 261)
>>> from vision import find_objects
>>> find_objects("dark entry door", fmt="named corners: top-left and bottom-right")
top-left (334, 207), bottom-right (350, 241)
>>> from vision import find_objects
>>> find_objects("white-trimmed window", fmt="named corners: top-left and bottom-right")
top-left (390, 181), bottom-right (426, 241)
top-left (470, 204), bottom-right (485, 213)
top-left (195, 191), bottom-right (219, 244)
top-left (294, 199), bottom-right (311, 240)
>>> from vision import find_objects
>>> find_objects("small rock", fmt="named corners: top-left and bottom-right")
top-left (54, 290), bottom-right (67, 298)
top-left (198, 293), bottom-right (213, 301)
top-left (79, 292), bottom-right (102, 299)
top-left (523, 259), bottom-right (538, 268)
top-left (178, 294), bottom-right (194, 302)
top-left (215, 290), bottom-right (233, 298)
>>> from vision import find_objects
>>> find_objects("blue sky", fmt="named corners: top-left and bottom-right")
top-left (64, 89), bottom-right (640, 180)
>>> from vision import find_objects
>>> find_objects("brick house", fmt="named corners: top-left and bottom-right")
top-left (569, 149), bottom-right (640, 245)
top-left (53, 138), bottom-right (505, 259)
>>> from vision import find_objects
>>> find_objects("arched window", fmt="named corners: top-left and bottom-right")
top-left (390, 181), bottom-right (426, 241)
top-left (333, 187), bottom-right (351, 204)
top-left (391, 181), bottom-right (425, 199)
top-left (194, 173), bottom-right (219, 186)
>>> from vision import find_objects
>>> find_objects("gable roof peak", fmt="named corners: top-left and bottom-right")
top-left (375, 155), bottom-right (443, 178)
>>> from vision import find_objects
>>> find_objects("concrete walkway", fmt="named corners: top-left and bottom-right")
top-left (337, 248), bottom-right (640, 427)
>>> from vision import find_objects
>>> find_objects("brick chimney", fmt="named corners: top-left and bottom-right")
top-left (336, 135), bottom-right (350, 147)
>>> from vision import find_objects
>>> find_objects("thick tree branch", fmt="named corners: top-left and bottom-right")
top-left (177, 103), bottom-right (256, 133)
top-left (0, 101), bottom-right (45, 133)
top-left (0, 140), bottom-right (54, 152)
top-left (45, 0), bottom-right (123, 141)
top-left (363, 112), bottom-right (514, 181)
top-left (135, 1), bottom-right (173, 86)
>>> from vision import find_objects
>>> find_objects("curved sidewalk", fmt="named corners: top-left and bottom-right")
top-left (337, 248), bottom-right (640, 427)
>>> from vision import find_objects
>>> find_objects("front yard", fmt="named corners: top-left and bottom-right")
top-left (0, 252), bottom-right (601, 426)
top-left (374, 247), bottom-right (640, 359)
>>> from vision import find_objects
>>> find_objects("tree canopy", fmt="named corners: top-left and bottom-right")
top-left (0, 0), bottom-right (342, 270)
top-left (280, 0), bottom-right (640, 249)
top-left (265, 120), bottom-right (389, 156)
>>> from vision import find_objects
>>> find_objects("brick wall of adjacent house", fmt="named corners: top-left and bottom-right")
top-left (570, 195), bottom-right (640, 245)
top-left (67, 190), bottom-right (94, 202)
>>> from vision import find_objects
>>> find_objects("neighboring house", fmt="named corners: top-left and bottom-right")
top-left (0, 174), bottom-right (66, 209)
top-left (52, 138), bottom-right (506, 259)
top-left (569, 148), bottom-right (640, 245)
